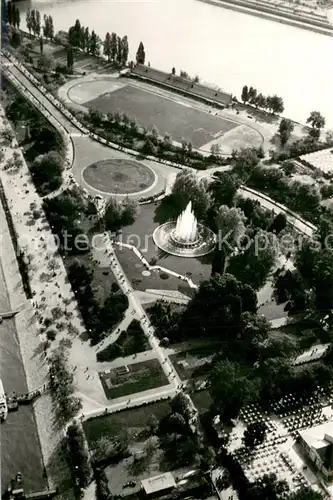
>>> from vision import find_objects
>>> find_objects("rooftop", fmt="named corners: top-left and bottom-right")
top-left (141, 473), bottom-right (176, 495)
top-left (299, 421), bottom-right (333, 469)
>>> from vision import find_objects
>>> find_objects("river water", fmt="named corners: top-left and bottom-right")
top-left (19, 0), bottom-right (333, 127)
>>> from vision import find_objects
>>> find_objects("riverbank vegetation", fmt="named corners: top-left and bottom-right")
top-left (241, 85), bottom-right (284, 114)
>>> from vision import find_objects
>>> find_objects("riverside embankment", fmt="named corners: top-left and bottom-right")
top-left (198, 0), bottom-right (333, 36)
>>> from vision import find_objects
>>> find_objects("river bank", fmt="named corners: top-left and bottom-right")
top-left (0, 105), bottom-right (78, 491)
top-left (197, 0), bottom-right (333, 36)
top-left (0, 181), bottom-right (46, 493)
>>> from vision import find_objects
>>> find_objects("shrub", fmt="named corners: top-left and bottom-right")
top-left (46, 329), bottom-right (57, 341)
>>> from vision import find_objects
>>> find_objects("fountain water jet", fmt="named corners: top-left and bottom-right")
top-left (153, 200), bottom-right (216, 258)
top-left (173, 201), bottom-right (198, 243)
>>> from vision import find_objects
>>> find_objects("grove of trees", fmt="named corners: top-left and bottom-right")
top-left (241, 85), bottom-right (284, 114)
top-left (67, 19), bottom-right (131, 65)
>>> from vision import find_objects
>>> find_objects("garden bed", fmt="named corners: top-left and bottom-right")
top-left (99, 359), bottom-right (169, 399)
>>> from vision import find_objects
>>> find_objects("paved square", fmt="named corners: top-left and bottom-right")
top-left (86, 85), bottom-right (239, 148)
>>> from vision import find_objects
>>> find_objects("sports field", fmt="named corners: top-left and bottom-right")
top-left (86, 85), bottom-right (239, 148)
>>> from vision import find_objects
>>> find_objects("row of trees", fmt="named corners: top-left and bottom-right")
top-left (103, 32), bottom-right (129, 65)
top-left (6, 1), bottom-right (20, 28)
top-left (65, 422), bottom-right (91, 492)
top-left (241, 85), bottom-right (284, 114)
top-left (67, 19), bottom-right (138, 65)
top-left (25, 9), bottom-right (54, 38)
top-left (49, 345), bottom-right (82, 425)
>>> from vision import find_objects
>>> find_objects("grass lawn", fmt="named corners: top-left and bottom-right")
top-left (169, 345), bottom-right (217, 380)
top-left (86, 84), bottom-right (238, 148)
top-left (99, 359), bottom-right (169, 400)
top-left (191, 390), bottom-right (213, 414)
top-left (83, 400), bottom-right (171, 445)
top-left (115, 204), bottom-right (210, 292)
top-left (82, 159), bottom-right (156, 194)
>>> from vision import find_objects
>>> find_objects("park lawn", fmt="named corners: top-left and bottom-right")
top-left (99, 359), bottom-right (169, 400)
top-left (115, 203), bottom-right (210, 292)
top-left (191, 390), bottom-right (213, 414)
top-left (169, 346), bottom-right (216, 380)
top-left (83, 400), bottom-right (171, 446)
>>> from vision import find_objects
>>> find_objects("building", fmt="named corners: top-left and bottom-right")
top-left (298, 422), bottom-right (333, 482)
top-left (141, 473), bottom-right (176, 497)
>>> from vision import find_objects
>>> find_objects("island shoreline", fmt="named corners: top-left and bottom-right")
top-left (197, 0), bottom-right (333, 37)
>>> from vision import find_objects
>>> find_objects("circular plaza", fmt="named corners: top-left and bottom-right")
top-left (82, 159), bottom-right (157, 196)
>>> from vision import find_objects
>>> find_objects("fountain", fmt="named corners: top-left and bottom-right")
top-left (153, 201), bottom-right (216, 258)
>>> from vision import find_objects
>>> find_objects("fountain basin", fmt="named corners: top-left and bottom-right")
top-left (153, 221), bottom-right (216, 257)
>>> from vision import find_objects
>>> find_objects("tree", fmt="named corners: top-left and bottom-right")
top-left (247, 473), bottom-right (289, 500)
top-left (179, 273), bottom-right (257, 341)
top-left (68, 19), bottom-right (82, 47)
top-left (209, 360), bottom-right (259, 421)
top-left (269, 95), bottom-right (284, 114)
top-left (104, 197), bottom-right (124, 230)
top-left (103, 32), bottom-right (111, 61)
top-left (227, 230), bottom-right (277, 290)
top-left (121, 197), bottom-right (140, 225)
top-left (116, 36), bottom-right (122, 65)
top-left (121, 35), bottom-right (129, 66)
top-left (110, 32), bottom-right (117, 62)
top-left (26, 9), bottom-right (32, 34)
top-left (95, 469), bottom-right (112, 500)
top-left (278, 118), bottom-right (294, 146)
top-left (256, 93), bottom-right (266, 109)
top-left (6, 1), bottom-right (13, 25)
top-left (209, 172), bottom-right (240, 207)
top-left (243, 421), bottom-right (267, 447)
top-left (89, 30), bottom-right (100, 56)
top-left (289, 488), bottom-right (323, 500)
top-left (233, 147), bottom-right (261, 181)
top-left (83, 27), bottom-right (90, 52)
top-left (13, 7), bottom-right (20, 28)
top-left (31, 151), bottom-right (64, 195)
top-left (248, 86), bottom-right (257, 104)
top-left (269, 212), bottom-right (287, 234)
top-left (39, 36), bottom-right (44, 54)
top-left (67, 44), bottom-right (74, 71)
top-left (66, 422), bottom-right (91, 488)
top-left (241, 85), bottom-right (249, 104)
top-left (171, 168), bottom-right (211, 220)
top-left (210, 143), bottom-right (221, 158)
top-left (215, 205), bottom-right (246, 254)
top-left (136, 42), bottom-right (145, 64)
top-left (307, 111), bottom-right (325, 131)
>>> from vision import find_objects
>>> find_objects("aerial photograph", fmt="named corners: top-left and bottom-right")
top-left (0, 0), bottom-right (333, 499)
